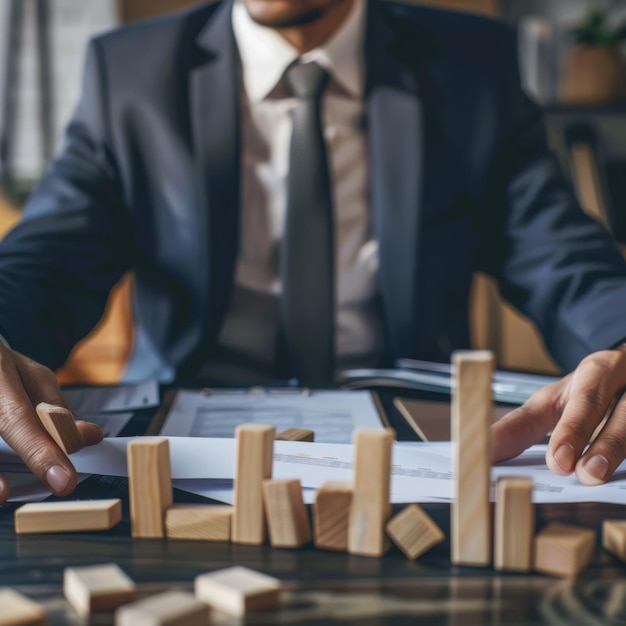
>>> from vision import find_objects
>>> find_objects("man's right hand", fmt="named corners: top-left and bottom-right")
top-left (0, 344), bottom-right (103, 504)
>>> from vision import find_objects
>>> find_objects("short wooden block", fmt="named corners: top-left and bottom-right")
top-left (275, 428), bottom-right (314, 442)
top-left (165, 505), bottom-right (232, 541)
top-left (386, 504), bottom-right (445, 560)
top-left (348, 428), bottom-right (395, 557)
top-left (115, 590), bottom-right (208, 626)
top-left (451, 350), bottom-right (494, 567)
top-left (262, 479), bottom-right (311, 548)
top-left (494, 477), bottom-right (534, 572)
top-left (313, 481), bottom-right (353, 551)
top-left (0, 588), bottom-right (46, 626)
top-left (534, 522), bottom-right (596, 577)
top-left (194, 566), bottom-right (281, 618)
top-left (127, 438), bottom-right (172, 538)
top-left (603, 520), bottom-right (626, 562)
top-left (15, 499), bottom-right (121, 534)
top-left (36, 402), bottom-right (82, 455)
top-left (232, 424), bottom-right (275, 545)
top-left (64, 563), bottom-right (136, 616)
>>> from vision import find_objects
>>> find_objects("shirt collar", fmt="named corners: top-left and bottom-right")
top-left (232, 0), bottom-right (366, 103)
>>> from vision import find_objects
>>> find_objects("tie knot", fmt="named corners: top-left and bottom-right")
top-left (285, 62), bottom-right (329, 100)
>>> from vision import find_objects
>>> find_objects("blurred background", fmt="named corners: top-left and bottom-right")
top-left (1, 0), bottom-right (626, 382)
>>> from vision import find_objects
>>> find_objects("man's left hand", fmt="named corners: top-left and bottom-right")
top-left (492, 346), bottom-right (626, 484)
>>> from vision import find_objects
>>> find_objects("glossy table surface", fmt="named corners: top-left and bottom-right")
top-left (1, 393), bottom-right (626, 625)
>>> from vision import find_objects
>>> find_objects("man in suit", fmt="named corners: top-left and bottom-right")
top-left (0, 0), bottom-right (625, 501)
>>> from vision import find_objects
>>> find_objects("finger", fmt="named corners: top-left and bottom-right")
top-left (0, 352), bottom-right (77, 496)
top-left (0, 474), bottom-right (10, 504)
top-left (547, 351), bottom-right (626, 476)
top-left (13, 353), bottom-right (103, 447)
top-left (76, 421), bottom-right (104, 447)
top-left (491, 381), bottom-right (563, 463)
top-left (575, 391), bottom-right (626, 485)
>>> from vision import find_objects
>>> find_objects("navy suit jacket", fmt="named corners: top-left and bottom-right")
top-left (1, 0), bottom-right (626, 381)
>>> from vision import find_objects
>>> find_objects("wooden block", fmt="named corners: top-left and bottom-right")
top-left (603, 520), bottom-right (626, 562)
top-left (262, 479), bottom-right (311, 548)
top-left (348, 428), bottom-right (394, 557)
top-left (494, 477), bottom-right (534, 572)
top-left (534, 522), bottom-right (596, 577)
top-left (232, 424), bottom-right (275, 545)
top-left (451, 350), bottom-right (494, 566)
top-left (36, 402), bottom-right (82, 455)
top-left (127, 437), bottom-right (172, 538)
top-left (165, 505), bottom-right (232, 541)
top-left (386, 504), bottom-right (445, 560)
top-left (313, 481), bottom-right (353, 551)
top-left (64, 564), bottom-right (136, 616)
top-left (194, 566), bottom-right (281, 618)
top-left (15, 499), bottom-right (121, 534)
top-left (275, 428), bottom-right (314, 442)
top-left (115, 590), bottom-right (208, 626)
top-left (0, 588), bottom-right (46, 626)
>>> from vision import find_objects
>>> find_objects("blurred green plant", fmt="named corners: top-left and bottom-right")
top-left (570, 10), bottom-right (626, 48)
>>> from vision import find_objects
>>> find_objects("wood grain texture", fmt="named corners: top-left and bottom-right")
top-left (127, 438), bottom-right (172, 538)
top-left (63, 563), bottom-right (136, 616)
top-left (35, 402), bottom-right (82, 455)
top-left (263, 479), bottom-right (311, 548)
top-left (0, 588), bottom-right (46, 626)
top-left (348, 428), bottom-right (395, 557)
top-left (494, 477), bottom-right (534, 572)
top-left (15, 499), bottom-right (121, 534)
top-left (275, 428), bottom-right (315, 442)
top-left (313, 481), bottom-right (353, 551)
top-left (232, 424), bottom-right (275, 545)
top-left (386, 504), bottom-right (445, 560)
top-left (115, 590), bottom-right (208, 626)
top-left (534, 522), bottom-right (596, 577)
top-left (603, 520), bottom-right (626, 562)
top-left (165, 505), bottom-right (232, 541)
top-left (451, 350), bottom-right (494, 566)
top-left (194, 566), bottom-right (281, 618)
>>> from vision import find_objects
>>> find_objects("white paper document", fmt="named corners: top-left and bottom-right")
top-left (159, 389), bottom-right (383, 443)
top-left (62, 381), bottom-right (159, 413)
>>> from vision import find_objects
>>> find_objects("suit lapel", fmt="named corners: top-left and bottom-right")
top-left (189, 0), bottom-right (240, 353)
top-left (366, 3), bottom-right (426, 359)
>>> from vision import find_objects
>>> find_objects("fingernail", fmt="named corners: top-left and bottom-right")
top-left (583, 454), bottom-right (610, 482)
top-left (45, 465), bottom-right (71, 493)
top-left (553, 443), bottom-right (576, 473)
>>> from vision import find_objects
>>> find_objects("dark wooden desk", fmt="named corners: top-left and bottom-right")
top-left (2, 392), bottom-right (626, 625)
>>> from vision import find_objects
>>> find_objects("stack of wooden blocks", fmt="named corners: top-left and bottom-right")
top-left (8, 350), bottom-right (626, 625)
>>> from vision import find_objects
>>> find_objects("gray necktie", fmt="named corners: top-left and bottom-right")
top-left (280, 62), bottom-right (334, 387)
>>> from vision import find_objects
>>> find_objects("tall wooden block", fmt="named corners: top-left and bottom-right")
top-left (534, 522), bottom-right (596, 577)
top-left (165, 505), bottom-right (232, 541)
top-left (262, 479), bottom-right (311, 548)
top-left (0, 588), bottom-right (46, 626)
top-left (348, 428), bottom-right (395, 557)
top-left (494, 477), bottom-right (534, 572)
top-left (232, 424), bottom-right (275, 545)
top-left (115, 590), bottom-right (208, 626)
top-left (127, 438), bottom-right (172, 538)
top-left (386, 504), bottom-right (445, 560)
top-left (15, 499), bottom-right (121, 534)
top-left (451, 350), bottom-right (494, 566)
top-left (36, 402), bottom-right (82, 455)
top-left (64, 564), bottom-right (136, 616)
top-left (313, 481), bottom-right (353, 551)
top-left (603, 520), bottom-right (626, 562)
top-left (195, 566), bottom-right (281, 618)
top-left (275, 428), bottom-right (315, 442)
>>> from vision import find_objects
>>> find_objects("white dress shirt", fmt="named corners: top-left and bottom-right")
top-left (208, 0), bottom-right (384, 379)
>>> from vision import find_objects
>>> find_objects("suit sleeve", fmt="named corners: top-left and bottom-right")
top-left (478, 28), bottom-right (626, 372)
top-left (0, 40), bottom-right (136, 369)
